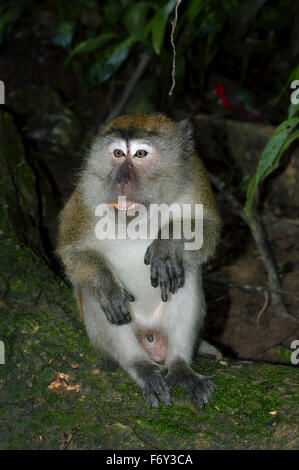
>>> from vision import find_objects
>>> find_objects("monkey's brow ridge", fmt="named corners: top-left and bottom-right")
top-left (102, 127), bottom-right (160, 140)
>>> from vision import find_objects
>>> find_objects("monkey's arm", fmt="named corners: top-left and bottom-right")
top-left (144, 159), bottom-right (220, 302)
top-left (57, 192), bottom-right (134, 325)
top-left (60, 247), bottom-right (135, 324)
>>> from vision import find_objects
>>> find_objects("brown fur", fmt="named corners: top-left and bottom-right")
top-left (104, 113), bottom-right (176, 133)
top-left (57, 189), bottom-right (94, 318)
top-left (58, 189), bottom-right (90, 248)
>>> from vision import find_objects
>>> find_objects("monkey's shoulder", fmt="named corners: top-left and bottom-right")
top-left (58, 190), bottom-right (91, 247)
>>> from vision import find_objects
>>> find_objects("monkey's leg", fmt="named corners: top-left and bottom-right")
top-left (161, 269), bottom-right (215, 408)
top-left (81, 289), bottom-right (171, 408)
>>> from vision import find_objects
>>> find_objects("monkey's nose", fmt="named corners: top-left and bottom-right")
top-left (115, 161), bottom-right (130, 186)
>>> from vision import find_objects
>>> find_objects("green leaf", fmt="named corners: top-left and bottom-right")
top-left (104, 2), bottom-right (122, 25)
top-left (52, 21), bottom-right (76, 48)
top-left (148, 0), bottom-right (178, 55)
top-left (186, 0), bottom-right (204, 21)
top-left (275, 346), bottom-right (292, 363)
top-left (288, 102), bottom-right (299, 119)
top-left (65, 33), bottom-right (116, 65)
top-left (150, 13), bottom-right (166, 54)
top-left (245, 118), bottom-right (299, 218)
top-left (122, 2), bottom-right (151, 36)
top-left (0, 7), bottom-right (22, 45)
top-left (89, 36), bottom-right (138, 85)
top-left (274, 64), bottom-right (299, 105)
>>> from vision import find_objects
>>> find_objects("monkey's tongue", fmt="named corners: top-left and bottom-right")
top-left (109, 200), bottom-right (138, 211)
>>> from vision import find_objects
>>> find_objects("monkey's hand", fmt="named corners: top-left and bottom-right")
top-left (144, 239), bottom-right (184, 302)
top-left (97, 275), bottom-right (135, 325)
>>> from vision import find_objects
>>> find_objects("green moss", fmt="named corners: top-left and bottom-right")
top-left (131, 414), bottom-right (194, 438)
top-left (0, 225), bottom-right (298, 449)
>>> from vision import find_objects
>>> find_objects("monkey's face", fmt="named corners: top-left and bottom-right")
top-left (82, 114), bottom-right (193, 212)
top-left (105, 138), bottom-right (161, 211)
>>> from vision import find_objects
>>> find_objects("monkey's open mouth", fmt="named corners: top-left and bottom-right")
top-left (109, 200), bottom-right (139, 211)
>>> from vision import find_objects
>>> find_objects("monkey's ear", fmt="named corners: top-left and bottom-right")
top-left (178, 119), bottom-right (194, 157)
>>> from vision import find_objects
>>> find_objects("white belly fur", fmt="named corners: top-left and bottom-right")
top-left (83, 234), bottom-right (163, 329)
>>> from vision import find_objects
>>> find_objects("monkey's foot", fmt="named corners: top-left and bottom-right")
top-left (166, 362), bottom-right (215, 408)
top-left (135, 362), bottom-right (171, 408)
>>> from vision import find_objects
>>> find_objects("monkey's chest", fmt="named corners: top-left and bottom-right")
top-left (97, 237), bottom-right (162, 317)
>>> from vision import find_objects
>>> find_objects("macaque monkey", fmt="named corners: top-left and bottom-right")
top-left (57, 113), bottom-right (220, 408)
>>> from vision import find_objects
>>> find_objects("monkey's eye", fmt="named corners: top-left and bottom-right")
top-left (113, 149), bottom-right (125, 158)
top-left (135, 149), bottom-right (147, 158)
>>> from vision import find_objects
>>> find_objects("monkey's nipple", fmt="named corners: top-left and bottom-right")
top-left (146, 334), bottom-right (154, 343)
top-left (137, 329), bottom-right (167, 363)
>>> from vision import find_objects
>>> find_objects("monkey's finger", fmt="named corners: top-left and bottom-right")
top-left (148, 375), bottom-right (172, 407)
top-left (150, 263), bottom-right (159, 288)
top-left (183, 375), bottom-right (215, 408)
top-left (159, 277), bottom-right (168, 302)
top-left (103, 306), bottom-right (119, 325)
top-left (165, 372), bottom-right (180, 389)
top-left (119, 303), bottom-right (132, 324)
top-left (144, 245), bottom-right (152, 265)
top-left (153, 382), bottom-right (172, 407)
top-left (111, 297), bottom-right (131, 324)
top-left (165, 260), bottom-right (176, 294)
top-left (124, 290), bottom-right (135, 302)
top-left (173, 261), bottom-right (184, 288)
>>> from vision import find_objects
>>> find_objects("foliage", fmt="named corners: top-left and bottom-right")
top-left (274, 65), bottom-right (299, 106)
top-left (0, 0), bottom-right (297, 94)
top-left (245, 109), bottom-right (299, 218)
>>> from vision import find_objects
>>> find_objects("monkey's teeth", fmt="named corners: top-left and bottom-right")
top-left (109, 201), bottom-right (138, 211)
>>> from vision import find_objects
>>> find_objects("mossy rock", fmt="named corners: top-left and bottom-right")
top-left (0, 225), bottom-right (298, 449)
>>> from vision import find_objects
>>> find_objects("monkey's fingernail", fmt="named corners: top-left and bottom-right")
top-left (161, 292), bottom-right (168, 302)
top-left (151, 278), bottom-right (158, 288)
top-left (144, 250), bottom-right (151, 264)
top-left (129, 295), bottom-right (135, 302)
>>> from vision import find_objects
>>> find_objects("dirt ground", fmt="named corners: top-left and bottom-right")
top-left (204, 212), bottom-right (299, 363)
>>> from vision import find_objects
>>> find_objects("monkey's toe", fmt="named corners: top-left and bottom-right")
top-left (143, 372), bottom-right (172, 408)
top-left (137, 363), bottom-right (171, 408)
top-left (183, 374), bottom-right (215, 408)
top-left (166, 366), bottom-right (215, 408)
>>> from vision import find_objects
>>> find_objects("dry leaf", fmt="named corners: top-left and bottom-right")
top-left (269, 410), bottom-right (278, 415)
top-left (48, 372), bottom-right (81, 395)
top-left (60, 432), bottom-right (74, 450)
